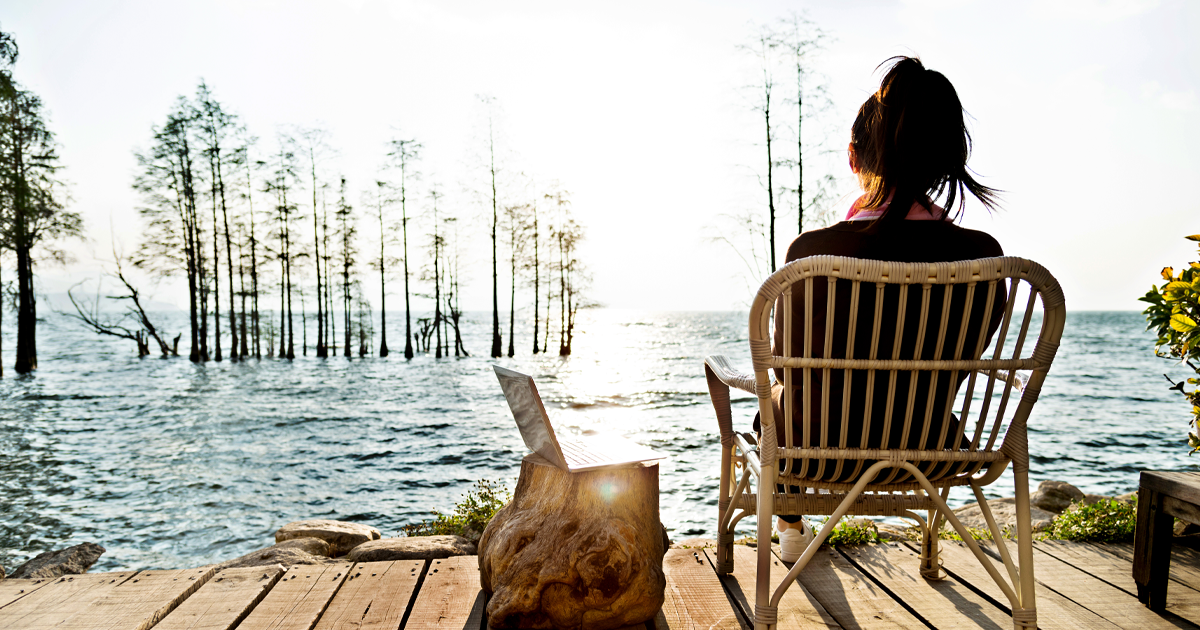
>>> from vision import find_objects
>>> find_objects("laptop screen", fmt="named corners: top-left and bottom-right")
top-left (492, 366), bottom-right (566, 468)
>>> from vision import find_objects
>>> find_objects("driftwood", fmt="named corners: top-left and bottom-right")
top-left (478, 454), bottom-right (666, 630)
top-left (65, 256), bottom-right (177, 357)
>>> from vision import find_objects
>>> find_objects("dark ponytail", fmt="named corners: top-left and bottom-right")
top-left (851, 57), bottom-right (1000, 227)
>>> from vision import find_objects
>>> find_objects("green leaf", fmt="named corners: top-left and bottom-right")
top-left (1172, 313), bottom-right (1198, 333)
top-left (1166, 281), bottom-right (1192, 293)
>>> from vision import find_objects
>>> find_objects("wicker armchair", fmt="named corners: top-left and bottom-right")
top-left (704, 256), bottom-right (1065, 630)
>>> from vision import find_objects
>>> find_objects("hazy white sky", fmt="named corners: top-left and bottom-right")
top-left (5, 0), bottom-right (1197, 312)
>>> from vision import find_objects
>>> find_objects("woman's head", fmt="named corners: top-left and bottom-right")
top-left (850, 56), bottom-right (999, 222)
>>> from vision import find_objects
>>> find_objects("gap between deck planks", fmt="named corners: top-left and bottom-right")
top-left (1096, 541), bottom-right (1200, 595)
top-left (984, 539), bottom-right (1199, 629)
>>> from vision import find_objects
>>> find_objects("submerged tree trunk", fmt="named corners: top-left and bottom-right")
top-left (401, 183), bottom-right (413, 361)
top-left (210, 188), bottom-right (222, 361)
top-left (487, 112), bottom-right (502, 358)
top-left (14, 244), bottom-right (35, 373)
top-left (531, 205), bottom-right (540, 355)
top-left (377, 183), bottom-right (388, 357)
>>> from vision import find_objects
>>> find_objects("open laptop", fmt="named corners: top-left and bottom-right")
top-left (493, 366), bottom-right (665, 472)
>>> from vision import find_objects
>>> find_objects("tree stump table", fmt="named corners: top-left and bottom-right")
top-left (478, 453), bottom-right (667, 630)
top-left (1133, 470), bottom-right (1200, 611)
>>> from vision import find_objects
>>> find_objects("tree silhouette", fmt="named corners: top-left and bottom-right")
top-left (479, 96), bottom-right (503, 358)
top-left (0, 81), bottom-right (81, 372)
top-left (296, 126), bottom-right (333, 357)
top-left (133, 97), bottom-right (206, 362)
top-left (386, 136), bottom-right (421, 360)
top-left (335, 177), bottom-right (357, 358)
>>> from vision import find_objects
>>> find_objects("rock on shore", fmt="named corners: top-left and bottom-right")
top-left (10, 542), bottom-right (105, 580)
top-left (346, 536), bottom-right (476, 561)
top-left (951, 497), bottom-right (1057, 533)
top-left (217, 537), bottom-right (337, 570)
top-left (275, 519), bottom-right (381, 557)
top-left (947, 480), bottom-right (1136, 535)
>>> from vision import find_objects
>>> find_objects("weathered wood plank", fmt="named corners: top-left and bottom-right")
top-left (1039, 540), bottom-right (1194, 596)
top-left (406, 556), bottom-right (485, 630)
top-left (986, 540), bottom-right (1196, 629)
top-left (237, 562), bottom-right (353, 630)
top-left (933, 541), bottom-right (1119, 629)
top-left (1141, 472), bottom-right (1200, 507)
top-left (313, 560), bottom-right (423, 630)
top-left (0, 571), bottom-right (137, 630)
top-left (705, 545), bottom-right (839, 629)
top-left (154, 566), bottom-right (284, 630)
top-left (1042, 540), bottom-right (1200, 627)
top-left (785, 545), bottom-right (924, 629)
top-left (840, 542), bottom-right (1012, 629)
top-left (1036, 537), bottom-right (1200, 625)
top-left (54, 566), bottom-right (217, 630)
top-left (0, 577), bottom-right (53, 609)
top-left (1099, 541), bottom-right (1200, 595)
top-left (1099, 537), bottom-right (1200, 597)
top-left (652, 548), bottom-right (746, 630)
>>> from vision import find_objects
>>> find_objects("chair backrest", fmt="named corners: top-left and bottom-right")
top-left (749, 256), bottom-right (1065, 489)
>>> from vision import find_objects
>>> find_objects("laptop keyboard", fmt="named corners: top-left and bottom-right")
top-left (559, 439), bottom-right (614, 465)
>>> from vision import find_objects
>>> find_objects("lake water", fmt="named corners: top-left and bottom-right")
top-left (1, 309), bottom-right (1196, 573)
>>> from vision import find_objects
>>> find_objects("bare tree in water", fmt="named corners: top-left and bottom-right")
top-left (0, 62), bottom-right (81, 372)
top-left (369, 180), bottom-right (394, 357)
top-left (134, 97), bottom-right (207, 362)
top-left (542, 189), bottom-right (570, 354)
top-left (422, 186), bottom-right (446, 358)
top-left (335, 177), bottom-right (358, 358)
top-left (295, 126), bottom-right (334, 357)
top-left (195, 81), bottom-right (239, 362)
top-left (478, 95), bottom-right (503, 358)
top-left (503, 201), bottom-right (531, 357)
top-left (354, 286), bottom-right (372, 357)
top-left (553, 217), bottom-right (585, 356)
top-left (526, 196), bottom-right (543, 354)
top-left (231, 141), bottom-right (265, 360)
top-left (732, 16), bottom-right (838, 278)
top-left (386, 135), bottom-right (421, 360)
top-left (66, 251), bottom-right (178, 357)
top-left (264, 135), bottom-right (300, 360)
top-left (741, 27), bottom-right (780, 272)
top-left (773, 12), bottom-right (835, 235)
top-left (441, 213), bottom-right (468, 357)
top-left (320, 180), bottom-right (335, 356)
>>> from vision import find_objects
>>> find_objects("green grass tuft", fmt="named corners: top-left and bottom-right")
top-left (1047, 498), bottom-right (1137, 543)
top-left (818, 518), bottom-right (881, 546)
top-left (401, 478), bottom-right (511, 542)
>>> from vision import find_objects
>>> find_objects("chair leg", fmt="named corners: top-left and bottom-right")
top-left (716, 445), bottom-right (734, 574)
top-left (754, 463), bottom-right (776, 630)
top-left (920, 508), bottom-right (945, 580)
top-left (1011, 467), bottom-right (1037, 630)
top-left (717, 499), bottom-right (734, 574)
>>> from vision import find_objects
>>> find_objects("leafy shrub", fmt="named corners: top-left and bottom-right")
top-left (1047, 499), bottom-right (1137, 543)
top-left (820, 518), bottom-right (881, 546)
top-left (400, 478), bottom-right (511, 543)
top-left (1140, 234), bottom-right (1200, 452)
top-left (939, 525), bottom-right (1000, 541)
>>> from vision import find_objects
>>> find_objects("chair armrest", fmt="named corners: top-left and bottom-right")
top-left (704, 355), bottom-right (756, 447)
top-left (974, 369), bottom-right (1027, 392)
top-left (704, 355), bottom-right (758, 396)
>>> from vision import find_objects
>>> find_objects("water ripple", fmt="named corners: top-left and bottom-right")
top-left (0, 310), bottom-right (1197, 572)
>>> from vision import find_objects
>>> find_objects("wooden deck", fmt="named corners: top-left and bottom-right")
top-left (4, 539), bottom-right (1200, 629)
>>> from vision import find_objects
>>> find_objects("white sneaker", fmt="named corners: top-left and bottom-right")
top-left (778, 519), bottom-right (815, 563)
